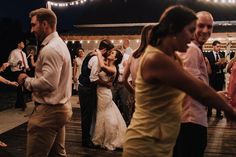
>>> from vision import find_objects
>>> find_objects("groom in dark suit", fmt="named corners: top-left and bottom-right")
top-left (205, 40), bottom-right (227, 119)
top-left (78, 39), bottom-right (114, 148)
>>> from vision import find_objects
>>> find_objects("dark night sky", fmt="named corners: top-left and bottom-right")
top-left (0, 0), bottom-right (235, 79)
top-left (0, 0), bottom-right (236, 62)
top-left (0, 0), bottom-right (236, 31)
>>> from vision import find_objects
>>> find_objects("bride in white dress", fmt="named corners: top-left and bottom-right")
top-left (91, 49), bottom-right (127, 150)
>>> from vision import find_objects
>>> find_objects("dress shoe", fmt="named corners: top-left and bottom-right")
top-left (82, 140), bottom-right (99, 149)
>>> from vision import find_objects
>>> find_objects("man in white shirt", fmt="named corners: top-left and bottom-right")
top-left (18, 8), bottom-right (72, 157)
top-left (8, 40), bottom-right (29, 110)
top-left (205, 40), bottom-right (226, 119)
top-left (112, 39), bottom-right (133, 125)
top-left (173, 11), bottom-right (214, 157)
top-left (123, 39), bottom-right (133, 55)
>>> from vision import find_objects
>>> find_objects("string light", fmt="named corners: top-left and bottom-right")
top-left (47, 0), bottom-right (87, 8)
top-left (200, 0), bottom-right (236, 3)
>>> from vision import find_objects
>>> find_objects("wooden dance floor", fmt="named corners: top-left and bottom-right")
top-left (0, 108), bottom-right (236, 157)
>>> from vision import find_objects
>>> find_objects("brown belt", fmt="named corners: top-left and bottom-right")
top-left (34, 102), bottom-right (64, 106)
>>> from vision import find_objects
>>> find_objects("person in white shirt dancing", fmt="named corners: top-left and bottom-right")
top-left (18, 8), bottom-right (72, 157)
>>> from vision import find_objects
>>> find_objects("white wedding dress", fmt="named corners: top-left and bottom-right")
top-left (91, 71), bottom-right (127, 150)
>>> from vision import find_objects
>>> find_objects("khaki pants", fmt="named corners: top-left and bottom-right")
top-left (27, 102), bottom-right (72, 157)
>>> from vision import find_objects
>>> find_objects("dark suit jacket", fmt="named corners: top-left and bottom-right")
top-left (204, 51), bottom-right (225, 90)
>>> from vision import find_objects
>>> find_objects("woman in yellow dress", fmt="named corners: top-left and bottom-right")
top-left (123, 5), bottom-right (236, 157)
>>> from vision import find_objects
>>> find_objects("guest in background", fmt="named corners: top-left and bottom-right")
top-left (123, 39), bottom-right (133, 56)
top-left (73, 47), bottom-right (84, 93)
top-left (205, 40), bottom-right (227, 119)
top-left (227, 54), bottom-right (236, 108)
top-left (123, 25), bottom-right (153, 118)
top-left (8, 40), bottom-right (29, 111)
top-left (228, 61), bottom-right (236, 108)
top-left (112, 39), bottom-right (133, 125)
top-left (173, 11), bottom-right (215, 157)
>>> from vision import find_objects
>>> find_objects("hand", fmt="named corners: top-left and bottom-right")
top-left (0, 141), bottom-right (7, 147)
top-left (17, 73), bottom-right (28, 85)
top-left (90, 49), bottom-right (97, 56)
top-left (215, 61), bottom-right (221, 65)
top-left (217, 91), bottom-right (231, 103)
top-left (30, 54), bottom-right (34, 59)
top-left (2, 62), bottom-right (9, 70)
top-left (94, 49), bottom-right (102, 56)
top-left (17, 61), bottom-right (22, 65)
top-left (8, 81), bottom-right (19, 87)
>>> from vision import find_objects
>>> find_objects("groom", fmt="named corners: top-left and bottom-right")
top-left (78, 39), bottom-right (114, 148)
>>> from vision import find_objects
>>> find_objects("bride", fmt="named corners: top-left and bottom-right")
top-left (91, 49), bottom-right (127, 150)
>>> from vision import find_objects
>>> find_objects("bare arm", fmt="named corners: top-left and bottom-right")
top-left (73, 59), bottom-right (78, 82)
top-left (95, 77), bottom-right (112, 88)
top-left (227, 58), bottom-right (236, 74)
top-left (142, 52), bottom-right (235, 116)
top-left (123, 56), bottom-right (134, 94)
top-left (0, 76), bottom-right (18, 87)
top-left (30, 55), bottom-right (36, 68)
top-left (204, 57), bottom-right (212, 75)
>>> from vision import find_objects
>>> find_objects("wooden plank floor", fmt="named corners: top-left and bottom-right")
top-left (1, 108), bottom-right (236, 157)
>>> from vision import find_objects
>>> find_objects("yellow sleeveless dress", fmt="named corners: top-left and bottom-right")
top-left (123, 45), bottom-right (185, 157)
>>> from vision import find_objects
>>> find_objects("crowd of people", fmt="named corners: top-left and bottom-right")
top-left (1, 4), bottom-right (236, 157)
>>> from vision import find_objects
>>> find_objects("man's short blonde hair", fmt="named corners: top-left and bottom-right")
top-left (29, 8), bottom-right (57, 29)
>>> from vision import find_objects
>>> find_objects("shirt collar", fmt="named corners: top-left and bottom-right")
top-left (213, 51), bottom-right (219, 56)
top-left (41, 32), bottom-right (59, 46)
top-left (192, 40), bottom-right (202, 51)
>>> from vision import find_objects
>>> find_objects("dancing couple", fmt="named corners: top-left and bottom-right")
top-left (78, 39), bottom-right (127, 150)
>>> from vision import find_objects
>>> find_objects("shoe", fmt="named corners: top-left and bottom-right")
top-left (82, 140), bottom-right (99, 149)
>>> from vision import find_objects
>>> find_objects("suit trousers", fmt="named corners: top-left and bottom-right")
top-left (173, 123), bottom-right (207, 157)
top-left (78, 84), bottom-right (97, 143)
top-left (13, 71), bottom-right (26, 109)
top-left (26, 102), bottom-right (72, 157)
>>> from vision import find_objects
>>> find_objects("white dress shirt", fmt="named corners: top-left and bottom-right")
top-left (118, 53), bottom-right (130, 82)
top-left (24, 32), bottom-right (72, 105)
top-left (213, 51), bottom-right (220, 61)
top-left (88, 55), bottom-right (101, 82)
top-left (124, 47), bottom-right (133, 56)
top-left (8, 48), bottom-right (29, 72)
